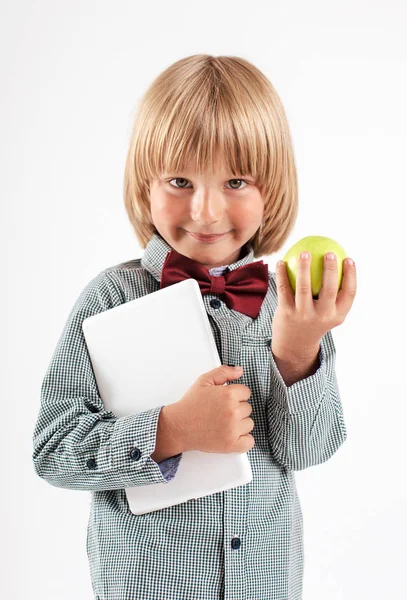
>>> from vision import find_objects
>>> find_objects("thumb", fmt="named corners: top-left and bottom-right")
top-left (200, 364), bottom-right (243, 386)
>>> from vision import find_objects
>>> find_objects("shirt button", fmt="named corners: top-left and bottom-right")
top-left (266, 339), bottom-right (271, 348)
top-left (210, 298), bottom-right (221, 309)
top-left (231, 537), bottom-right (241, 550)
top-left (86, 458), bottom-right (97, 469)
top-left (130, 447), bottom-right (141, 461)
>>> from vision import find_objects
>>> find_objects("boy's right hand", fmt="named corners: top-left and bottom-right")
top-left (168, 365), bottom-right (255, 455)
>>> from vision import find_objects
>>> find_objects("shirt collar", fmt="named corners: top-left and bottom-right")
top-left (141, 231), bottom-right (255, 283)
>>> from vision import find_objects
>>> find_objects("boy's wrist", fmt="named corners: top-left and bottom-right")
top-left (151, 404), bottom-right (186, 463)
top-left (163, 403), bottom-right (188, 454)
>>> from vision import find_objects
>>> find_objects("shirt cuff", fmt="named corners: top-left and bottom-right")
top-left (270, 332), bottom-right (334, 414)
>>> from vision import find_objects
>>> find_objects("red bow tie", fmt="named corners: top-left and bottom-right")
top-left (160, 249), bottom-right (269, 318)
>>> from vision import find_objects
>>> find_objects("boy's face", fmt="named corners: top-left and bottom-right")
top-left (149, 158), bottom-right (264, 270)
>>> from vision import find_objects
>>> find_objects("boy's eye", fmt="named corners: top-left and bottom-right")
top-left (168, 178), bottom-right (192, 189)
top-left (168, 178), bottom-right (248, 190)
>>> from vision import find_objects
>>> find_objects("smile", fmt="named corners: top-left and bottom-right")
top-left (187, 232), bottom-right (228, 243)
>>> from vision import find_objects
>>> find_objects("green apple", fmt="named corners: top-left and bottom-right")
top-left (282, 236), bottom-right (348, 299)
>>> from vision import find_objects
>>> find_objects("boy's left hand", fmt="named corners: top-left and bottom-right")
top-left (272, 253), bottom-right (357, 355)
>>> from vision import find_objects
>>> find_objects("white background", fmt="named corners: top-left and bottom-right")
top-left (2, 1), bottom-right (407, 598)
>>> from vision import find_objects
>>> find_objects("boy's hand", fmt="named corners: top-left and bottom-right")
top-left (172, 365), bottom-right (255, 455)
top-left (272, 253), bottom-right (357, 355)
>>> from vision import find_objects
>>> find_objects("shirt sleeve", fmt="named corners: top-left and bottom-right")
top-left (32, 271), bottom-right (183, 491)
top-left (267, 329), bottom-right (347, 471)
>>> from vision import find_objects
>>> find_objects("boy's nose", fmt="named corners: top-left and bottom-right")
top-left (191, 193), bottom-right (225, 224)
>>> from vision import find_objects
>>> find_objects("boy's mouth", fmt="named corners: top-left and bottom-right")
top-left (187, 232), bottom-right (228, 243)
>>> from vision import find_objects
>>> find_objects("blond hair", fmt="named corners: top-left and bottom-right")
top-left (123, 54), bottom-right (298, 257)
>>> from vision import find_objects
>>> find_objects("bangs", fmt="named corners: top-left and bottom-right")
top-left (134, 57), bottom-right (275, 188)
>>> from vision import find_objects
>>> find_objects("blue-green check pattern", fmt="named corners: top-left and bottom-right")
top-left (32, 232), bottom-right (347, 600)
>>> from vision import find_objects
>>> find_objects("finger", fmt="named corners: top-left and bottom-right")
top-left (275, 260), bottom-right (295, 310)
top-left (336, 258), bottom-right (357, 318)
top-left (295, 252), bottom-right (313, 313)
top-left (317, 252), bottom-right (339, 313)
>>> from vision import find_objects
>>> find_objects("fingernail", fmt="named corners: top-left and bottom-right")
top-left (326, 252), bottom-right (335, 260)
top-left (300, 252), bottom-right (310, 260)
